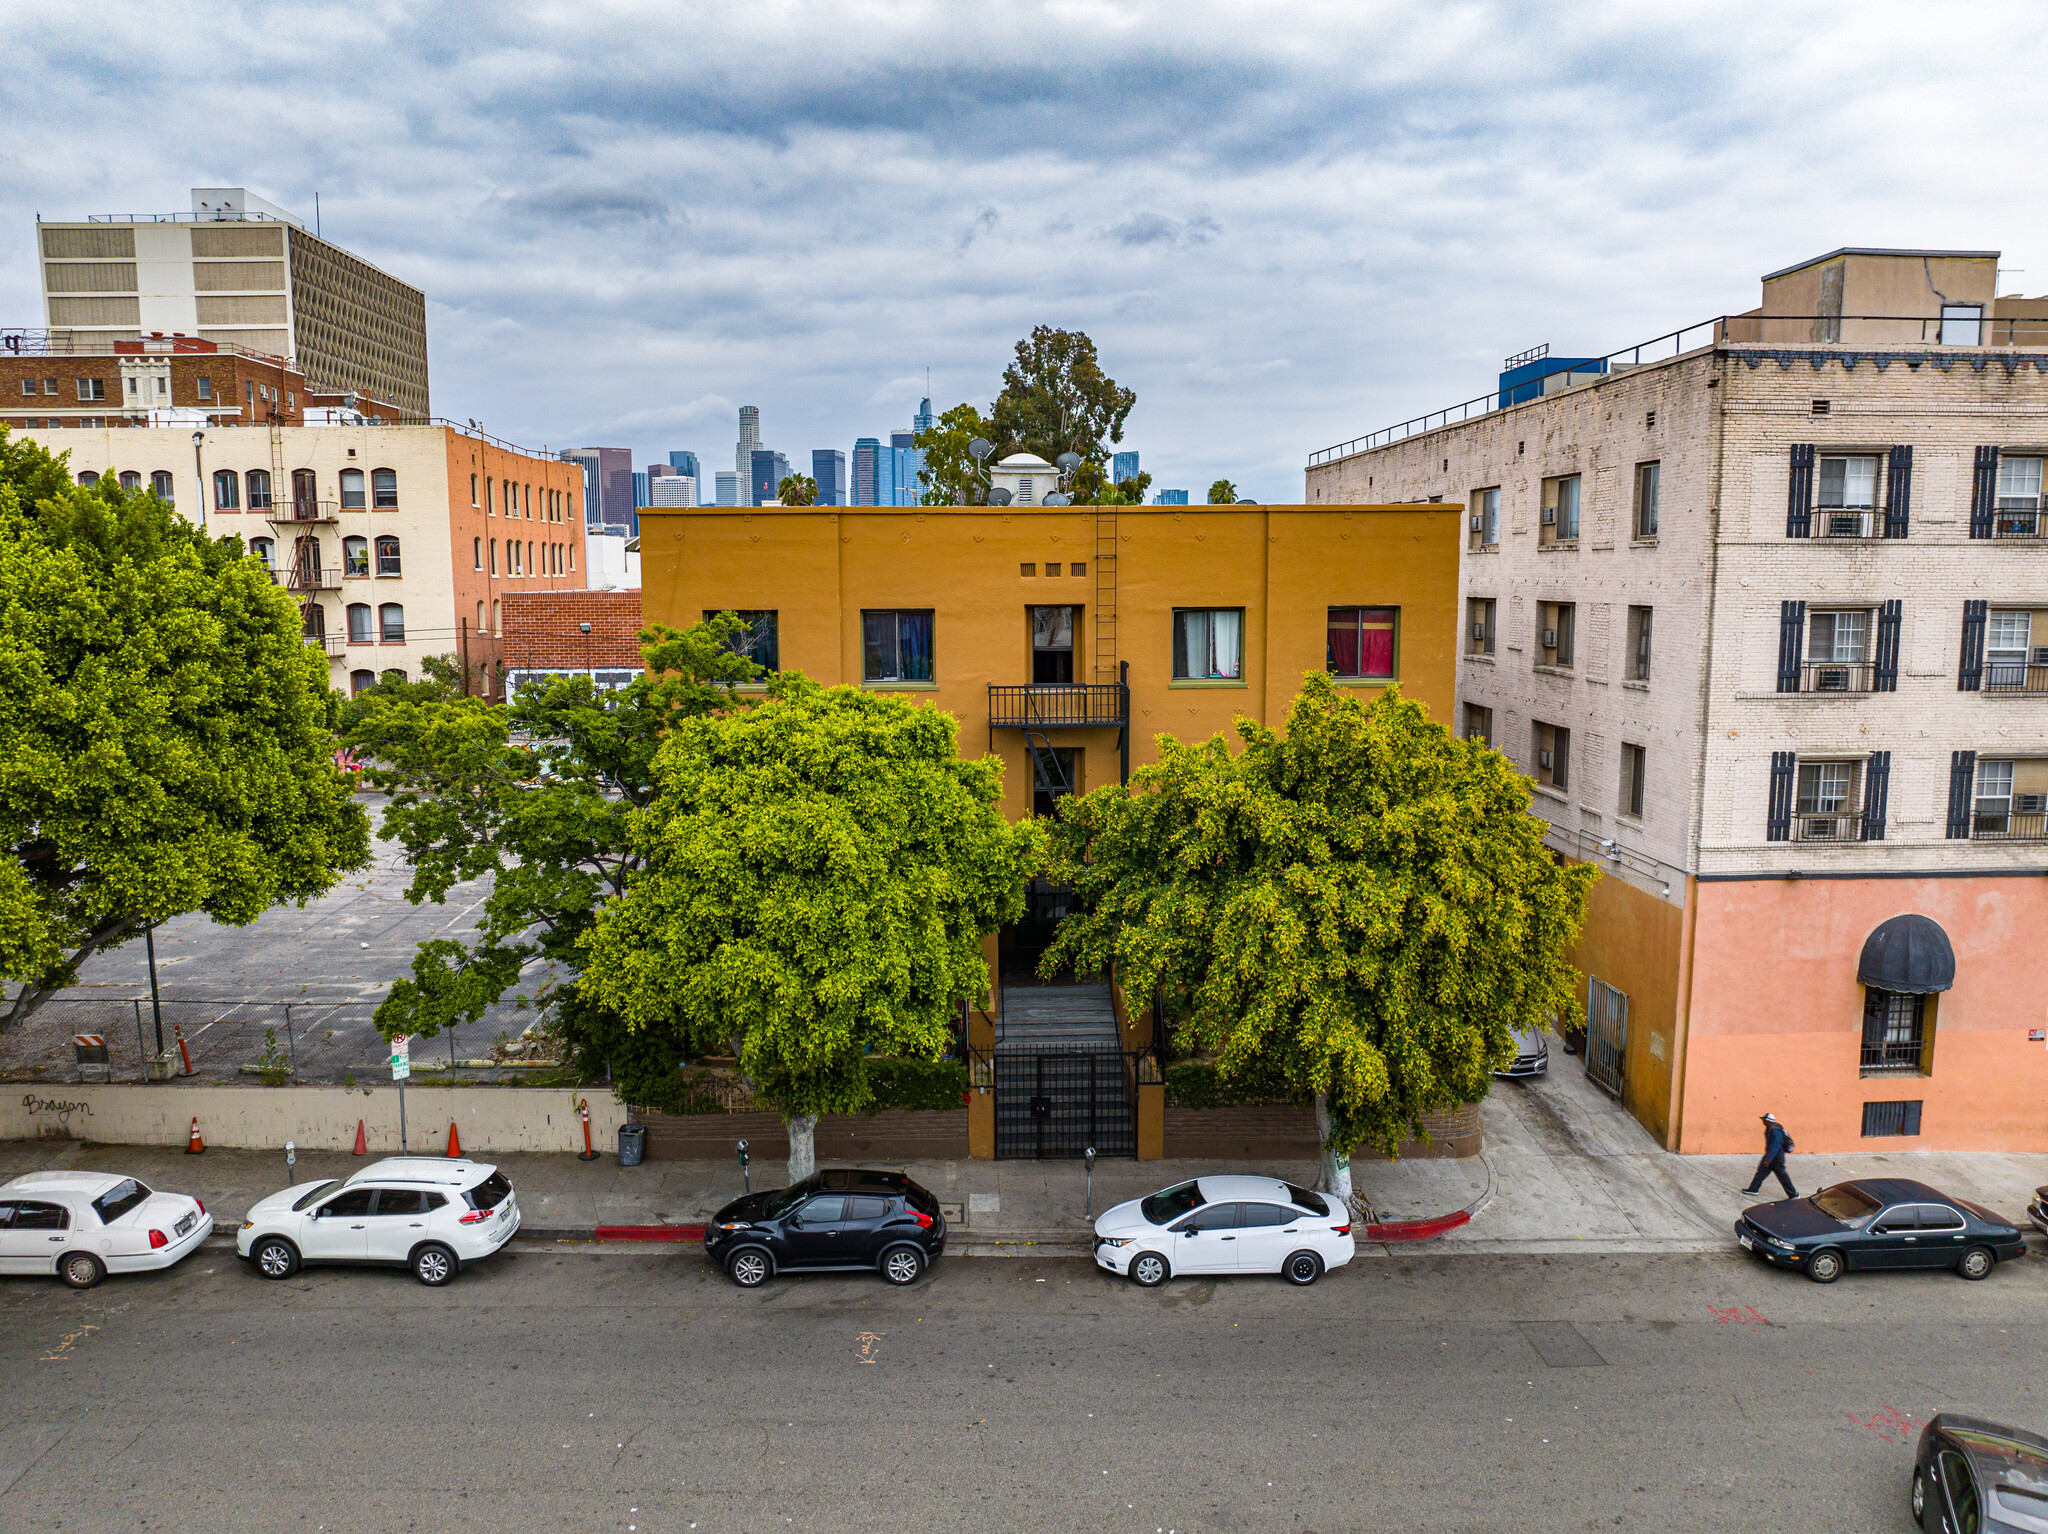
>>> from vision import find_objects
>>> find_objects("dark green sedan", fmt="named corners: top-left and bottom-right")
top-left (1735, 1177), bottom-right (2026, 1284)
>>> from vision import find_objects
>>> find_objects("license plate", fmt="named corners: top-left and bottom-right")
top-left (1738, 1234), bottom-right (1753, 1251)
top-left (174, 1212), bottom-right (196, 1238)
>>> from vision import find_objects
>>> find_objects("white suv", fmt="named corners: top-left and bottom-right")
top-left (236, 1157), bottom-right (520, 1287)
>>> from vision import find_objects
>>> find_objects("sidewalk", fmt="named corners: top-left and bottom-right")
top-left (5, 1059), bottom-right (2043, 1257)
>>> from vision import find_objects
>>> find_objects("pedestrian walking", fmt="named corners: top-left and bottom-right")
top-left (1743, 1112), bottom-right (1797, 1198)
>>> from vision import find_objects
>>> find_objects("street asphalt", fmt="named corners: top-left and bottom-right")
top-left (3, 1239), bottom-right (2041, 1532)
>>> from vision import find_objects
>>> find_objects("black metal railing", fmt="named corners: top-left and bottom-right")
top-left (988, 683), bottom-right (1128, 729)
top-left (1800, 660), bottom-right (1876, 693)
top-left (1982, 661), bottom-right (2048, 695)
top-left (1798, 508), bottom-right (1879, 540)
top-left (1994, 507), bottom-right (2043, 538)
top-left (1794, 810), bottom-right (1864, 843)
top-left (1859, 1037), bottom-right (1927, 1075)
top-left (1972, 810), bottom-right (2048, 841)
top-left (272, 499), bottom-right (340, 524)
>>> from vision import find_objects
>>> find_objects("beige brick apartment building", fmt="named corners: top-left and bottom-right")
top-left (1306, 249), bottom-right (2048, 1154)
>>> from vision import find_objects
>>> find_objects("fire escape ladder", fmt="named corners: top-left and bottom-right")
top-left (1094, 506), bottom-right (1118, 683)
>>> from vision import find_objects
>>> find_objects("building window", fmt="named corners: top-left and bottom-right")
top-left (1327, 606), bottom-right (1397, 680)
top-left (1469, 486), bottom-right (1499, 549)
top-left (378, 603), bottom-right (405, 643)
top-left (503, 480), bottom-right (514, 517)
top-left (489, 539), bottom-right (497, 575)
top-left (473, 537), bottom-right (483, 571)
top-left (705, 610), bottom-right (779, 670)
top-left (1817, 455), bottom-right (1879, 538)
top-left (118, 470), bottom-right (142, 491)
top-left (1795, 759), bottom-right (1861, 841)
top-left (17, 379), bottom-right (31, 396)
top-left (41, 377), bottom-right (56, 396)
top-left (1807, 608), bottom-right (1873, 691)
top-left (246, 468), bottom-right (272, 511)
top-left (350, 669), bottom-right (375, 697)
top-left (486, 477), bottom-right (494, 514)
top-left (1860, 989), bottom-right (1930, 1076)
top-left (1983, 609), bottom-right (2038, 691)
top-left (1467, 598), bottom-right (1496, 656)
top-left (196, 375), bottom-right (212, 401)
top-left (213, 469), bottom-right (240, 511)
top-left (372, 469), bottom-right (398, 509)
top-left (1463, 703), bottom-right (1492, 746)
top-left (301, 600), bottom-right (326, 641)
top-left (1620, 743), bottom-right (1647, 820)
top-left (1172, 608), bottom-right (1244, 681)
top-left (1939, 303), bottom-right (1983, 346)
top-left (1860, 1099), bottom-right (1923, 1137)
top-left (77, 471), bottom-right (98, 487)
top-left (492, 598), bottom-right (501, 631)
top-left (1538, 601), bottom-right (1575, 668)
top-left (382, 668), bottom-right (407, 685)
top-left (375, 535), bottom-right (400, 576)
top-left (250, 536), bottom-right (274, 571)
top-left (1532, 721), bottom-right (1569, 791)
top-left (1634, 461), bottom-right (1659, 538)
top-left (1625, 605), bottom-right (1653, 681)
top-left (347, 603), bottom-right (373, 644)
top-left (150, 470), bottom-right (175, 501)
top-left (339, 468), bottom-right (366, 509)
top-left (1542, 474), bottom-right (1580, 543)
top-left (1996, 455), bottom-right (2042, 537)
top-left (862, 610), bottom-right (934, 683)
top-left (476, 601), bottom-right (486, 633)
top-left (1031, 606), bottom-right (1076, 684)
top-left (75, 377), bottom-right (105, 401)
top-left (343, 536), bottom-right (369, 577)
top-left (1031, 747), bottom-right (1079, 818)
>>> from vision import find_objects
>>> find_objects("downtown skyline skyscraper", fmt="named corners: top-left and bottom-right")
top-left (735, 406), bottom-right (761, 480)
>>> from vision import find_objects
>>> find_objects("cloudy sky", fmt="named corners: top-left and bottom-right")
top-left (5, 1), bottom-right (2044, 501)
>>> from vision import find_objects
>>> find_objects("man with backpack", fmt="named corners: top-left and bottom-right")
top-left (1743, 1112), bottom-right (1797, 1198)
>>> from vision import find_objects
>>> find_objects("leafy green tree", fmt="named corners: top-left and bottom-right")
top-left (1041, 674), bottom-right (1593, 1199)
top-left (581, 675), bottom-right (1040, 1182)
top-left (341, 618), bottom-right (760, 1054)
top-left (990, 327), bottom-right (1135, 470)
top-left (915, 401), bottom-right (994, 505)
top-left (1072, 464), bottom-right (1151, 507)
top-left (776, 474), bottom-right (818, 506)
top-left (1206, 478), bottom-right (1238, 505)
top-left (0, 431), bottom-right (370, 1026)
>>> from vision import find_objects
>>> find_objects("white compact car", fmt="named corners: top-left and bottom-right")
top-left (0, 1172), bottom-right (213, 1289)
top-left (237, 1157), bottom-right (520, 1287)
top-left (1093, 1175), bottom-right (1355, 1287)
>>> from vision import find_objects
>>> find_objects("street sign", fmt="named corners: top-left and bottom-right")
top-left (390, 1034), bottom-right (411, 1081)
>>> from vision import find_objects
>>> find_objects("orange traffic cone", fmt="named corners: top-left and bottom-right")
top-left (186, 1116), bottom-right (204, 1155)
top-left (352, 1119), bottom-right (368, 1156)
top-left (446, 1121), bottom-right (462, 1158)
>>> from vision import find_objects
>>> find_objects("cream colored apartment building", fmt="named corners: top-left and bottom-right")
top-left (1306, 248), bottom-right (2048, 1158)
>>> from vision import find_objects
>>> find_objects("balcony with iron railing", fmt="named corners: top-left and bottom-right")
top-left (1983, 659), bottom-right (2048, 696)
top-left (1795, 507), bottom-right (1881, 540)
top-left (304, 633), bottom-right (347, 658)
top-left (1994, 502), bottom-right (2043, 539)
top-left (1972, 808), bottom-right (2048, 841)
top-left (988, 683), bottom-right (1129, 729)
top-left (1800, 660), bottom-right (1877, 693)
top-left (278, 563), bottom-right (340, 594)
top-left (1794, 809), bottom-right (1865, 843)
top-left (268, 499), bottom-right (340, 525)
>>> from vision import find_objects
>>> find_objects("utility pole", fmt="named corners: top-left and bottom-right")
top-left (581, 620), bottom-right (593, 686)
top-left (144, 923), bottom-right (165, 1057)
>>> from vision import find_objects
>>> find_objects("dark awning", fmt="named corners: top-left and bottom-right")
top-left (1857, 914), bottom-right (1956, 993)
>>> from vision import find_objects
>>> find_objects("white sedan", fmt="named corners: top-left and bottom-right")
top-left (0, 1172), bottom-right (213, 1289)
top-left (1093, 1175), bottom-right (1355, 1287)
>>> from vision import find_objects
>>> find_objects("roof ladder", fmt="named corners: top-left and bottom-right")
top-left (1094, 506), bottom-right (1118, 683)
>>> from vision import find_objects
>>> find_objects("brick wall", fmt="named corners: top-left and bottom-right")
top-left (500, 589), bottom-right (645, 668)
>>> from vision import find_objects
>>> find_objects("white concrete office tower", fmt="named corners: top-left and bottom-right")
top-left (736, 405), bottom-right (761, 479)
top-left (714, 470), bottom-right (739, 506)
top-left (35, 187), bottom-right (429, 419)
top-left (649, 474), bottom-right (697, 506)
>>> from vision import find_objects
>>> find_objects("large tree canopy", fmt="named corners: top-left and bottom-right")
top-left (0, 430), bottom-right (370, 1026)
top-left (580, 676), bottom-right (1039, 1180)
top-left (990, 326), bottom-right (1134, 471)
top-left (914, 401), bottom-right (994, 506)
top-left (340, 619), bottom-right (758, 1053)
top-left (1041, 674), bottom-right (1593, 1191)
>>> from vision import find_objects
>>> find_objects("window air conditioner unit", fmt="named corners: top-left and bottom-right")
top-left (1816, 666), bottom-right (1850, 691)
top-left (1537, 750), bottom-right (1554, 770)
top-left (1470, 516), bottom-right (1484, 533)
top-left (2031, 647), bottom-right (2048, 667)
top-left (1541, 506), bottom-right (1556, 525)
top-left (1472, 622), bottom-right (1489, 640)
top-left (2017, 793), bottom-right (2048, 815)
top-left (1542, 628), bottom-right (1559, 648)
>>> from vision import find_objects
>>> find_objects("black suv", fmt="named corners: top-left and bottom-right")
top-left (705, 1169), bottom-right (946, 1288)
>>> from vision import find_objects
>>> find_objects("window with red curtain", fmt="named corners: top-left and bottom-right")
top-left (1327, 606), bottom-right (1398, 679)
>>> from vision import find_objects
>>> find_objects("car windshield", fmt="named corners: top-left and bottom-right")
top-left (1808, 1183), bottom-right (1880, 1227)
top-left (1284, 1184), bottom-right (1330, 1217)
top-left (291, 1180), bottom-right (339, 1212)
top-left (762, 1178), bottom-right (822, 1218)
top-left (1140, 1181), bottom-right (1207, 1226)
top-left (90, 1179), bottom-right (151, 1223)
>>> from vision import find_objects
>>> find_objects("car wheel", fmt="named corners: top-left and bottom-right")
top-left (1128, 1251), bottom-right (1169, 1288)
top-left (252, 1237), bottom-right (299, 1281)
top-left (59, 1252), bottom-right (105, 1290)
top-left (1957, 1246), bottom-right (1995, 1281)
top-left (1282, 1250), bottom-right (1324, 1286)
top-left (880, 1245), bottom-right (925, 1286)
top-left (728, 1248), bottom-right (772, 1288)
top-left (1806, 1248), bottom-right (1844, 1284)
top-left (411, 1244), bottom-right (458, 1287)
top-left (1912, 1468), bottom-right (1927, 1525)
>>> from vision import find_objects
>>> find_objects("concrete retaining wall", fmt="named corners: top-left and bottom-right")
top-left (1164, 1102), bottom-right (1483, 1160)
top-left (631, 1108), bottom-right (969, 1162)
top-left (3, 1084), bottom-right (631, 1154)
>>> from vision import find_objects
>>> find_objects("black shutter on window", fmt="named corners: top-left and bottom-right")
top-left (1786, 444), bottom-right (1815, 538)
top-left (1860, 751), bottom-right (1891, 841)
top-left (1969, 445), bottom-right (2000, 539)
top-left (1883, 445), bottom-right (1913, 538)
top-left (1767, 751), bottom-right (1796, 842)
top-left (1873, 600), bottom-right (1901, 691)
top-left (1946, 750), bottom-right (1977, 839)
top-left (1776, 600), bottom-right (1806, 692)
top-left (1959, 599), bottom-right (1988, 691)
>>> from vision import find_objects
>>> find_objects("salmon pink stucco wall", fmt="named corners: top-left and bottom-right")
top-left (1678, 876), bottom-right (2048, 1154)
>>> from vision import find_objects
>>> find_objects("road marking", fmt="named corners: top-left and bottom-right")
top-left (40, 1324), bottom-right (97, 1363)
top-left (1709, 1304), bottom-right (1767, 1324)
top-left (1851, 1405), bottom-right (1924, 1444)
top-left (857, 1330), bottom-right (884, 1364)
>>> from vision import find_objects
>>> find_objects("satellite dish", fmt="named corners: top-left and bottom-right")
top-left (1041, 493), bottom-right (1071, 507)
top-left (968, 438), bottom-right (992, 462)
top-left (988, 487), bottom-right (1014, 506)
top-left (1235, 498), bottom-right (1259, 505)
top-left (1055, 452), bottom-right (1081, 472)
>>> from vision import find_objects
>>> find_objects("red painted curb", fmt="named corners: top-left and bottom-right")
top-left (595, 1224), bottom-right (706, 1243)
top-left (1365, 1210), bottom-right (1470, 1243)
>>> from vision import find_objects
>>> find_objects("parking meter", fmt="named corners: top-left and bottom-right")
top-left (285, 1139), bottom-right (297, 1185)
top-left (737, 1139), bottom-right (750, 1195)
top-left (1084, 1146), bottom-right (1096, 1219)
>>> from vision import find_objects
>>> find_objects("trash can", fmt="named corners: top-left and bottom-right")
top-left (617, 1123), bottom-right (646, 1167)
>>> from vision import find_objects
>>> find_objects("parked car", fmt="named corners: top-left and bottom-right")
top-left (1912, 1413), bottom-right (2048, 1532)
top-left (705, 1169), bottom-right (945, 1288)
top-left (0, 1172), bottom-right (212, 1290)
top-left (1093, 1175), bottom-right (1355, 1287)
top-left (1494, 1023), bottom-right (1549, 1079)
top-left (1736, 1178), bottom-right (2025, 1284)
top-left (2028, 1185), bottom-right (2046, 1236)
top-left (237, 1157), bottom-right (519, 1287)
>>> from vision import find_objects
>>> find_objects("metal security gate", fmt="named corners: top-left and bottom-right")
top-left (1585, 978), bottom-right (1629, 1099)
top-left (994, 1049), bottom-right (1136, 1160)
